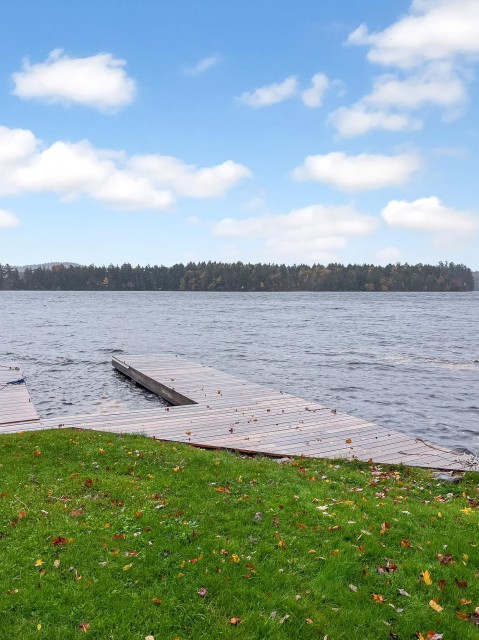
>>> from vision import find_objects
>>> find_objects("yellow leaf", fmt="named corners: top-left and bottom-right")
top-left (231, 554), bottom-right (241, 563)
top-left (37, 624), bottom-right (42, 631)
top-left (421, 570), bottom-right (432, 585)
top-left (371, 593), bottom-right (385, 603)
top-left (173, 466), bottom-right (180, 473)
top-left (123, 563), bottom-right (133, 571)
top-left (461, 507), bottom-right (472, 514)
top-left (429, 599), bottom-right (443, 613)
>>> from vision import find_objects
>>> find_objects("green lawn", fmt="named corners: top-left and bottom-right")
top-left (0, 428), bottom-right (478, 639)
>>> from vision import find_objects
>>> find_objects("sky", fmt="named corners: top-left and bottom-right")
top-left (1, 0), bottom-right (478, 269)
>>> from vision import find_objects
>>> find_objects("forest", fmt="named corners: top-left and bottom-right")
top-left (0, 261), bottom-right (474, 292)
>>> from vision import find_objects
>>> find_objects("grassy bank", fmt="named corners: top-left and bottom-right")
top-left (0, 429), bottom-right (478, 639)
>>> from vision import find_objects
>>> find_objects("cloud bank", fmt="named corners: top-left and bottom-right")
top-left (0, 124), bottom-right (251, 211)
top-left (214, 204), bottom-right (377, 262)
top-left (330, 0), bottom-right (479, 137)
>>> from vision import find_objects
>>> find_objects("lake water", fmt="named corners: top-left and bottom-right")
top-left (0, 291), bottom-right (478, 455)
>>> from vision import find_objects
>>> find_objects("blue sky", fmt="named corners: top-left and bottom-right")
top-left (1, 0), bottom-right (478, 268)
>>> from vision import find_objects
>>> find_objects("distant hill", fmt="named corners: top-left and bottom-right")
top-left (16, 262), bottom-right (82, 274)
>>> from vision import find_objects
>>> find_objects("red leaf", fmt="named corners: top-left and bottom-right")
top-left (52, 536), bottom-right (67, 546)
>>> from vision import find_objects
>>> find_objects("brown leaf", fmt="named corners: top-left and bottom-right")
top-left (380, 521), bottom-right (391, 534)
top-left (438, 580), bottom-right (446, 591)
top-left (229, 617), bottom-right (242, 625)
top-left (400, 538), bottom-right (412, 548)
top-left (455, 611), bottom-right (469, 620)
top-left (437, 553), bottom-right (455, 565)
top-left (454, 578), bottom-right (468, 588)
top-left (459, 598), bottom-right (472, 605)
top-left (70, 508), bottom-right (83, 517)
top-left (52, 536), bottom-right (67, 546)
top-left (84, 479), bottom-right (93, 489)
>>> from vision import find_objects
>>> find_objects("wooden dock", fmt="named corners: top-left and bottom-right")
top-left (0, 355), bottom-right (476, 471)
top-left (0, 364), bottom-right (39, 427)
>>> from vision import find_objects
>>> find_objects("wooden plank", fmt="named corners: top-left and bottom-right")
top-left (0, 364), bottom-right (39, 427)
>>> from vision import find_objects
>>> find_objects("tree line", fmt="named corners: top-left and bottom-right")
top-left (0, 261), bottom-right (474, 292)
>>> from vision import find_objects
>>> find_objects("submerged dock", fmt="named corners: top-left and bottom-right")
top-left (0, 354), bottom-right (476, 471)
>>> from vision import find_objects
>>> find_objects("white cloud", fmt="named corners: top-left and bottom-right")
top-left (381, 196), bottom-right (479, 246)
top-left (333, 1), bottom-right (479, 137)
top-left (0, 124), bottom-right (251, 211)
top-left (364, 63), bottom-right (468, 113)
top-left (214, 204), bottom-right (377, 261)
top-left (12, 49), bottom-right (136, 112)
top-left (301, 73), bottom-right (329, 108)
top-left (292, 152), bottom-right (421, 191)
top-left (183, 56), bottom-right (219, 76)
top-left (0, 209), bottom-right (19, 228)
top-left (376, 246), bottom-right (404, 263)
top-left (237, 76), bottom-right (298, 107)
top-left (329, 104), bottom-right (421, 137)
top-left (347, 0), bottom-right (479, 69)
top-left (129, 156), bottom-right (252, 198)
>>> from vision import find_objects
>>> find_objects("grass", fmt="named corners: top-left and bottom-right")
top-left (0, 429), bottom-right (478, 640)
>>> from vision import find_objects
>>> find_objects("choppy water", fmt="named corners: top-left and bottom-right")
top-left (1, 291), bottom-right (478, 454)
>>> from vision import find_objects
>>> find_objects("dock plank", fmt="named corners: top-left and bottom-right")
top-left (0, 364), bottom-right (39, 426)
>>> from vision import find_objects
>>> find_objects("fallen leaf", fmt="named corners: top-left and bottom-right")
top-left (420, 570), bottom-right (432, 585)
top-left (456, 611), bottom-right (469, 620)
top-left (400, 539), bottom-right (412, 548)
top-left (459, 598), bottom-right (472, 605)
top-left (85, 479), bottom-right (93, 489)
top-left (229, 617), bottom-right (242, 625)
top-left (197, 587), bottom-right (208, 597)
top-left (279, 614), bottom-right (290, 624)
top-left (306, 618), bottom-right (313, 624)
top-left (152, 597), bottom-right (161, 604)
top-left (438, 580), bottom-right (447, 591)
top-left (52, 536), bottom-right (67, 546)
top-left (371, 593), bottom-right (385, 603)
top-left (455, 578), bottom-right (468, 588)
top-left (429, 599), bottom-right (443, 613)
top-left (231, 554), bottom-right (241, 563)
top-left (437, 553), bottom-right (455, 565)
top-left (348, 584), bottom-right (358, 592)
top-left (398, 588), bottom-right (411, 597)
top-left (78, 622), bottom-right (90, 633)
top-left (123, 564), bottom-right (133, 571)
